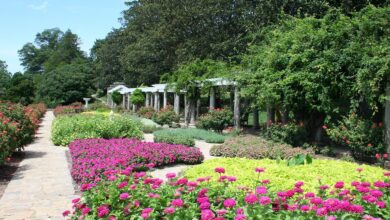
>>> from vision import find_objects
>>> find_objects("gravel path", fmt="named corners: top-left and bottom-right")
top-left (145, 133), bottom-right (217, 181)
top-left (0, 111), bottom-right (75, 220)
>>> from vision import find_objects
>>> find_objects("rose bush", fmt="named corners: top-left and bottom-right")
top-left (69, 138), bottom-right (204, 184)
top-left (64, 165), bottom-right (389, 219)
top-left (0, 101), bottom-right (46, 164)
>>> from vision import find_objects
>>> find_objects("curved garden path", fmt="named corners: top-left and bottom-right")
top-left (0, 111), bottom-right (75, 220)
top-left (144, 133), bottom-right (217, 181)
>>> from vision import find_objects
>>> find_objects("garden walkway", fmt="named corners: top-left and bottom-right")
top-left (0, 111), bottom-right (75, 220)
top-left (144, 134), bottom-right (217, 181)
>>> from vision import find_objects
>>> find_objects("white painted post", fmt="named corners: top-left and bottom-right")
top-left (174, 93), bottom-right (180, 114)
top-left (184, 95), bottom-right (189, 126)
top-left (163, 90), bottom-right (168, 108)
top-left (190, 100), bottom-right (196, 125)
top-left (127, 94), bottom-right (131, 110)
top-left (209, 87), bottom-right (216, 110)
top-left (233, 86), bottom-right (240, 129)
top-left (154, 92), bottom-right (160, 111)
top-left (145, 93), bottom-right (150, 107)
top-left (122, 95), bottom-right (126, 108)
top-left (196, 98), bottom-right (201, 119)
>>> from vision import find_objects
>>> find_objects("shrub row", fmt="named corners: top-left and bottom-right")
top-left (196, 108), bottom-right (233, 133)
top-left (154, 128), bottom-right (226, 146)
top-left (0, 101), bottom-right (46, 164)
top-left (65, 161), bottom-right (389, 219)
top-left (51, 114), bottom-right (143, 146)
top-left (210, 136), bottom-right (313, 160)
top-left (69, 138), bottom-right (204, 184)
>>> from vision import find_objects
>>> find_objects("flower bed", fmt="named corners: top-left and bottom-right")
top-left (210, 136), bottom-right (313, 160)
top-left (64, 164), bottom-right (389, 219)
top-left (53, 105), bottom-right (83, 116)
top-left (0, 102), bottom-right (46, 164)
top-left (51, 114), bottom-right (143, 146)
top-left (184, 158), bottom-right (385, 193)
top-left (69, 138), bottom-right (204, 183)
top-left (153, 128), bottom-right (226, 146)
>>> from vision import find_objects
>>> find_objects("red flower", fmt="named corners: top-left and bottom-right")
top-left (367, 143), bottom-right (372, 147)
top-left (375, 154), bottom-right (381, 159)
top-left (383, 154), bottom-right (388, 159)
top-left (378, 122), bottom-right (383, 127)
top-left (322, 125), bottom-right (328, 130)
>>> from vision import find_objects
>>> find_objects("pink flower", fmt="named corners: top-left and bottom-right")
top-left (244, 194), bottom-right (257, 205)
top-left (256, 186), bottom-right (267, 195)
top-left (117, 181), bottom-right (128, 189)
top-left (334, 181), bottom-right (344, 189)
top-left (199, 202), bottom-right (211, 210)
top-left (326, 216), bottom-right (336, 220)
top-left (370, 190), bottom-right (383, 198)
top-left (81, 207), bottom-right (90, 215)
top-left (176, 178), bottom-right (188, 185)
top-left (316, 207), bottom-right (328, 217)
top-left (97, 205), bottom-right (110, 218)
top-left (72, 198), bottom-right (80, 204)
top-left (187, 181), bottom-right (198, 187)
top-left (300, 205), bottom-right (310, 212)
top-left (164, 207), bottom-right (175, 214)
top-left (255, 167), bottom-right (265, 173)
top-left (320, 185), bottom-right (329, 190)
top-left (142, 208), bottom-right (153, 214)
top-left (295, 181), bottom-right (304, 188)
top-left (310, 197), bottom-right (323, 205)
top-left (171, 199), bottom-right (184, 207)
top-left (215, 167), bottom-right (225, 174)
top-left (235, 214), bottom-right (247, 220)
top-left (228, 176), bottom-right (237, 182)
top-left (259, 196), bottom-right (271, 205)
top-left (261, 179), bottom-right (270, 184)
top-left (201, 209), bottom-right (215, 220)
top-left (236, 208), bottom-right (244, 214)
top-left (216, 209), bottom-right (228, 216)
top-left (305, 192), bottom-right (315, 198)
top-left (223, 198), bottom-right (237, 208)
top-left (166, 173), bottom-right (176, 179)
top-left (62, 210), bottom-right (70, 217)
top-left (356, 167), bottom-right (363, 172)
top-left (119, 193), bottom-right (129, 200)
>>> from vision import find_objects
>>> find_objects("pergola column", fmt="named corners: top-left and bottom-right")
top-left (196, 98), bottom-right (201, 119)
top-left (184, 95), bottom-right (189, 125)
top-left (145, 92), bottom-right (150, 107)
top-left (233, 86), bottom-right (240, 129)
top-left (127, 94), bottom-right (131, 110)
top-left (174, 93), bottom-right (180, 114)
top-left (209, 87), bottom-right (216, 110)
top-left (122, 95), bottom-right (126, 108)
top-left (154, 92), bottom-right (160, 111)
top-left (163, 90), bottom-right (168, 108)
top-left (253, 108), bottom-right (259, 129)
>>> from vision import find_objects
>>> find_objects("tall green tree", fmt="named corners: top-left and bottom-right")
top-left (6, 73), bottom-right (35, 105)
top-left (0, 60), bottom-right (11, 98)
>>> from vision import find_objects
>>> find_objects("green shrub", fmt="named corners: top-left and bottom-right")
top-left (130, 89), bottom-right (145, 106)
top-left (183, 157), bottom-right (386, 193)
top-left (153, 128), bottom-right (226, 145)
top-left (88, 102), bottom-right (110, 112)
top-left (125, 114), bottom-right (161, 133)
top-left (51, 114), bottom-right (143, 146)
top-left (326, 114), bottom-right (385, 162)
top-left (210, 136), bottom-right (314, 160)
top-left (153, 130), bottom-right (195, 147)
top-left (137, 106), bottom-right (155, 119)
top-left (262, 122), bottom-right (308, 147)
top-left (196, 108), bottom-right (233, 133)
top-left (152, 105), bottom-right (179, 126)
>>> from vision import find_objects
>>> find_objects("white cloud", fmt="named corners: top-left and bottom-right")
top-left (29, 1), bottom-right (48, 11)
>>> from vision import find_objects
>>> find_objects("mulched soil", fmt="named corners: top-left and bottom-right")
top-left (0, 152), bottom-right (25, 199)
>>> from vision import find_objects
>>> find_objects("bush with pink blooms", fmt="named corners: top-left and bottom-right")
top-left (69, 138), bottom-right (204, 184)
top-left (64, 166), bottom-right (390, 219)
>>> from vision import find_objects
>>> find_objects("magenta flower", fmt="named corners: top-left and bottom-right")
top-left (62, 210), bottom-right (70, 217)
top-left (235, 214), bottom-right (247, 220)
top-left (316, 207), bottom-right (328, 217)
top-left (334, 181), bottom-right (344, 189)
top-left (300, 205), bottom-right (310, 212)
top-left (81, 207), bottom-right (90, 215)
top-left (97, 205), bottom-right (110, 218)
top-left (255, 167), bottom-right (265, 173)
top-left (215, 167), bottom-right (225, 174)
top-left (370, 190), bottom-right (383, 198)
top-left (166, 173), bottom-right (176, 179)
top-left (223, 198), bottom-right (237, 208)
top-left (216, 209), bottom-right (227, 216)
top-left (164, 207), bottom-right (175, 214)
top-left (171, 199), bottom-right (184, 207)
top-left (256, 186), bottom-right (267, 195)
top-left (244, 194), bottom-right (257, 205)
top-left (119, 193), bottom-right (129, 200)
top-left (201, 209), bottom-right (215, 220)
top-left (295, 181), bottom-right (304, 188)
top-left (199, 202), bottom-right (211, 210)
top-left (259, 196), bottom-right (271, 205)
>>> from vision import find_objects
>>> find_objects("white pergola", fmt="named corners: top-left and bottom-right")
top-left (107, 78), bottom-right (241, 128)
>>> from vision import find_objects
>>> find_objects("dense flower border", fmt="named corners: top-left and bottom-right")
top-left (69, 138), bottom-right (204, 184)
top-left (64, 166), bottom-right (389, 219)
top-left (0, 101), bottom-right (46, 164)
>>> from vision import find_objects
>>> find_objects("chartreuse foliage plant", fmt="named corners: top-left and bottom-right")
top-left (183, 158), bottom-right (386, 193)
top-left (64, 160), bottom-right (389, 219)
top-left (51, 114), bottom-right (143, 146)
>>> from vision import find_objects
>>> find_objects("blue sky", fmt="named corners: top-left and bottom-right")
top-left (0, 0), bottom-right (127, 73)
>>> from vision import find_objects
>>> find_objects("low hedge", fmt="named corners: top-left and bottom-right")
top-left (210, 136), bottom-right (313, 160)
top-left (51, 114), bottom-right (143, 146)
top-left (153, 128), bottom-right (226, 146)
top-left (183, 157), bottom-right (386, 193)
top-left (154, 130), bottom-right (195, 147)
